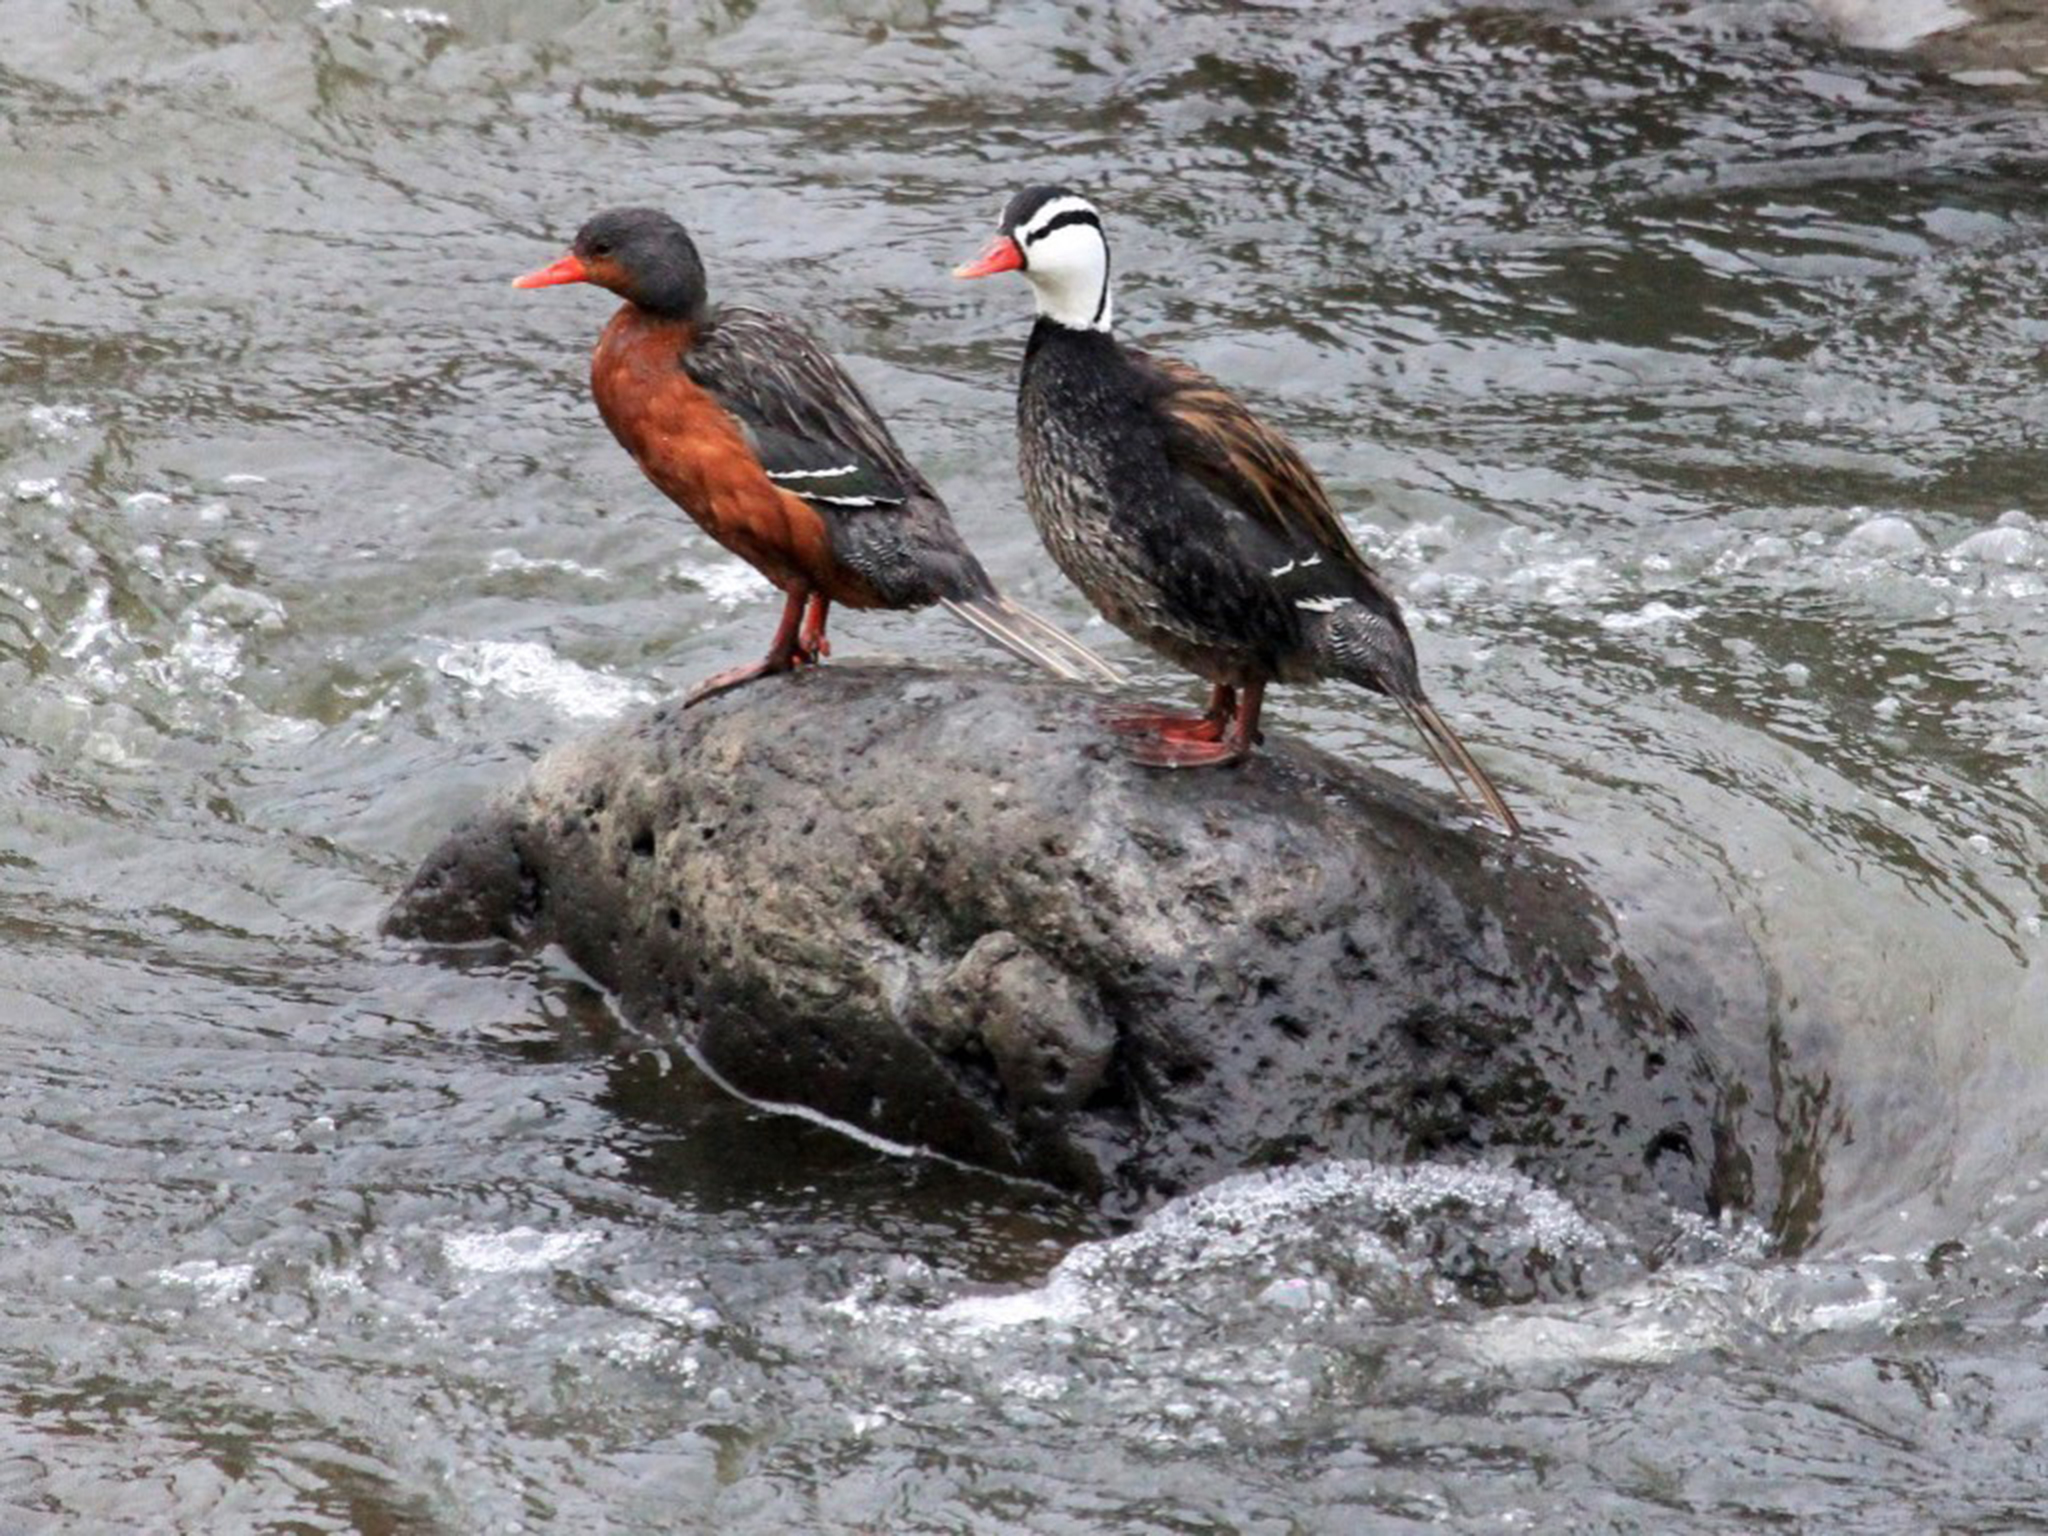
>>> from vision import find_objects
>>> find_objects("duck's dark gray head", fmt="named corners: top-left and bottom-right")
top-left (514, 206), bottom-right (709, 321)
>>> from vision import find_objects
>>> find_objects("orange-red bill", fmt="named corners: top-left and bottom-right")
top-left (952, 235), bottom-right (1024, 280)
top-left (512, 253), bottom-right (589, 289)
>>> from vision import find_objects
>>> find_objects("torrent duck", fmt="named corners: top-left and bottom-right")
top-left (515, 206), bottom-right (1118, 704)
top-left (955, 187), bottom-right (1519, 833)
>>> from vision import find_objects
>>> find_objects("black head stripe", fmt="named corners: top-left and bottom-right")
top-left (1022, 208), bottom-right (1102, 248)
top-left (1000, 183), bottom-right (1072, 235)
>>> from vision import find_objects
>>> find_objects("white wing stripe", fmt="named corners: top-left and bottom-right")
top-left (765, 464), bottom-right (861, 482)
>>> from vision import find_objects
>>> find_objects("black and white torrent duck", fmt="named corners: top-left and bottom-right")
top-left (955, 187), bottom-right (1520, 834)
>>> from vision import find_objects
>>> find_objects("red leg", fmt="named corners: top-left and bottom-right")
top-left (798, 595), bottom-right (832, 664)
top-left (685, 589), bottom-right (808, 707)
top-left (1104, 684), bottom-right (1236, 743)
top-left (1128, 681), bottom-right (1264, 769)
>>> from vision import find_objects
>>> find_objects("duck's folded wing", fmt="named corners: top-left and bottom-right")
top-left (735, 422), bottom-right (907, 510)
top-left (685, 306), bottom-right (928, 512)
top-left (1134, 350), bottom-right (1384, 590)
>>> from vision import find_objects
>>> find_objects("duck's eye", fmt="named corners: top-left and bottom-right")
top-left (587, 241), bottom-right (612, 259)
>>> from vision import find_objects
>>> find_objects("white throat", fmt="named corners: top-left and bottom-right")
top-left (1016, 200), bottom-right (1113, 333)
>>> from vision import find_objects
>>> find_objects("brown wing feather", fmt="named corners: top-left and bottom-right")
top-left (1135, 351), bottom-right (1378, 585)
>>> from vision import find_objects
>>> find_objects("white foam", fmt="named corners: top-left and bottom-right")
top-left (683, 559), bottom-right (773, 610)
top-left (938, 1269), bottom-right (1092, 1332)
top-left (1949, 527), bottom-right (2041, 567)
top-left (940, 1161), bottom-right (1615, 1336)
top-left (435, 639), bottom-right (654, 721)
top-left (1465, 1242), bottom-right (1906, 1375)
top-left (195, 584), bottom-right (288, 633)
top-left (1951, 68), bottom-right (2036, 87)
top-left (174, 618), bottom-right (244, 683)
top-left (156, 1259), bottom-right (257, 1304)
top-left (487, 547), bottom-right (612, 582)
top-left (1504, 552), bottom-right (1606, 605)
top-left (311, 1265), bottom-right (366, 1297)
top-left (1809, 0), bottom-right (1972, 51)
top-left (603, 1328), bottom-right (700, 1374)
top-left (1840, 514), bottom-right (1928, 558)
top-left (59, 585), bottom-right (116, 661)
top-left (442, 1227), bottom-right (602, 1276)
top-left (1799, 1274), bottom-right (1896, 1331)
top-left (1599, 600), bottom-right (1699, 632)
top-left (617, 1288), bottom-right (722, 1332)
top-left (1466, 1308), bottom-right (1705, 1369)
top-left (28, 404), bottom-right (90, 439)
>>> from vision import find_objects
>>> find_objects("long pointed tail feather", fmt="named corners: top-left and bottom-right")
top-left (1397, 698), bottom-right (1472, 800)
top-left (1395, 694), bottom-right (1522, 837)
top-left (994, 599), bottom-right (1125, 685)
top-left (941, 595), bottom-right (1123, 686)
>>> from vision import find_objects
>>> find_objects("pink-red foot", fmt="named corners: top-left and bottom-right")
top-left (1100, 707), bottom-right (1229, 743)
top-left (684, 657), bottom-right (793, 707)
top-left (1124, 734), bottom-right (1250, 769)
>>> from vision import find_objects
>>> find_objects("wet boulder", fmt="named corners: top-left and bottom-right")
top-left (388, 662), bottom-right (1779, 1233)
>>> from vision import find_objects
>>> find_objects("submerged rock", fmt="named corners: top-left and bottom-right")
top-left (389, 663), bottom-right (1784, 1235)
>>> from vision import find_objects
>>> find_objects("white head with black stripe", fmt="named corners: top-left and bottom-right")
top-left (954, 186), bottom-right (1113, 334)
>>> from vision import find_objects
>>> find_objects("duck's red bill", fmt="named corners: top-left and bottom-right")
top-left (512, 254), bottom-right (589, 289)
top-left (953, 235), bottom-right (1023, 279)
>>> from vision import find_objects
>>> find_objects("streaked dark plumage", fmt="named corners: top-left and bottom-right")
top-left (515, 206), bottom-right (1117, 703)
top-left (958, 187), bottom-right (1519, 833)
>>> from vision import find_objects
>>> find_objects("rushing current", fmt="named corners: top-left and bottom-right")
top-left (3, 0), bottom-right (2046, 1529)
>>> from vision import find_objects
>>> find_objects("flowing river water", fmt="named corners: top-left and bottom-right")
top-left (4, 0), bottom-right (2048, 1529)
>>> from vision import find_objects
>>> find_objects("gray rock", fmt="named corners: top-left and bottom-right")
top-left (389, 663), bottom-right (1790, 1236)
